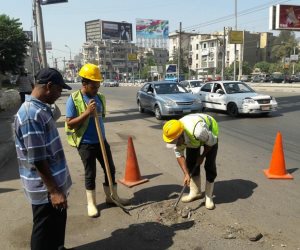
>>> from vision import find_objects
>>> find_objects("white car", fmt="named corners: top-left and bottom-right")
top-left (199, 81), bottom-right (278, 117)
top-left (179, 80), bottom-right (204, 94)
top-left (103, 79), bottom-right (119, 87)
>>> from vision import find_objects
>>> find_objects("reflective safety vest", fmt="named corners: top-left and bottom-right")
top-left (65, 90), bottom-right (106, 147)
top-left (180, 114), bottom-right (219, 147)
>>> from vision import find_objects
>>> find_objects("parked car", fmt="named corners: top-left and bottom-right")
top-left (103, 79), bottom-right (119, 87)
top-left (240, 75), bottom-right (251, 82)
top-left (259, 74), bottom-right (271, 82)
top-left (136, 81), bottom-right (203, 120)
top-left (179, 80), bottom-right (204, 94)
top-left (198, 81), bottom-right (278, 117)
top-left (270, 72), bottom-right (284, 83)
top-left (251, 75), bottom-right (261, 83)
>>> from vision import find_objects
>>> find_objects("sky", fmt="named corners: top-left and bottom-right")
top-left (2, 0), bottom-right (299, 69)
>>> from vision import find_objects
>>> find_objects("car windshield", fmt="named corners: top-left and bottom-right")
top-left (223, 82), bottom-right (255, 94)
top-left (154, 83), bottom-right (188, 94)
top-left (190, 81), bottom-right (203, 87)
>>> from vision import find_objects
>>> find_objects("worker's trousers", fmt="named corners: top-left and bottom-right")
top-left (78, 140), bottom-right (116, 190)
top-left (31, 202), bottom-right (67, 250)
top-left (186, 143), bottom-right (218, 183)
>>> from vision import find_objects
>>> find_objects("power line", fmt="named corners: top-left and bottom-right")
top-left (178, 0), bottom-right (291, 33)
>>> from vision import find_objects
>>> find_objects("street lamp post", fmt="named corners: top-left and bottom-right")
top-left (65, 44), bottom-right (73, 81)
top-left (65, 44), bottom-right (72, 60)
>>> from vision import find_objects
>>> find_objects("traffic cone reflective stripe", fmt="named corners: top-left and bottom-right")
top-left (263, 131), bottom-right (293, 179)
top-left (118, 137), bottom-right (149, 187)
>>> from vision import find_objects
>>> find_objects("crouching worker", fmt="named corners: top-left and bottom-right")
top-left (65, 63), bottom-right (130, 218)
top-left (162, 113), bottom-right (219, 210)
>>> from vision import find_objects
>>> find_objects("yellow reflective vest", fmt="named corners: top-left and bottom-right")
top-left (65, 90), bottom-right (106, 147)
top-left (180, 114), bottom-right (219, 147)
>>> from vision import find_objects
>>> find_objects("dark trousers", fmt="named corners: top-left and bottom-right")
top-left (31, 202), bottom-right (67, 250)
top-left (78, 140), bottom-right (116, 190)
top-left (186, 143), bottom-right (218, 183)
top-left (19, 92), bottom-right (31, 103)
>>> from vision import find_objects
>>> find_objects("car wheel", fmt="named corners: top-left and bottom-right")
top-left (154, 105), bottom-right (162, 120)
top-left (227, 103), bottom-right (239, 117)
top-left (137, 100), bottom-right (144, 113)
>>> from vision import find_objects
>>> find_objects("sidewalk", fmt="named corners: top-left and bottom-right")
top-left (0, 88), bottom-right (20, 169)
top-left (0, 107), bottom-right (18, 169)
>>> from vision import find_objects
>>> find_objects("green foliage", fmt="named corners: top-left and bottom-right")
top-left (254, 61), bottom-right (271, 73)
top-left (0, 14), bottom-right (29, 74)
top-left (271, 30), bottom-right (297, 62)
top-left (242, 61), bottom-right (252, 75)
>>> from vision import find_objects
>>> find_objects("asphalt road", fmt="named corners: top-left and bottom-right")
top-left (1, 84), bottom-right (299, 249)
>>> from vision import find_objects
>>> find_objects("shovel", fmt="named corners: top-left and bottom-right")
top-left (173, 164), bottom-right (199, 211)
top-left (93, 110), bottom-right (130, 215)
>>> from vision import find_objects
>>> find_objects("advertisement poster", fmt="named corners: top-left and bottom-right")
top-left (136, 19), bottom-right (169, 39)
top-left (102, 21), bottom-right (132, 41)
top-left (276, 5), bottom-right (300, 30)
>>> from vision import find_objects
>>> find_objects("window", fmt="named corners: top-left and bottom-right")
top-left (210, 42), bottom-right (215, 47)
top-left (203, 43), bottom-right (207, 49)
top-left (201, 83), bottom-right (213, 92)
top-left (196, 44), bottom-right (199, 50)
top-left (196, 63), bottom-right (198, 68)
top-left (142, 83), bottom-right (150, 92)
top-left (196, 54), bottom-right (198, 60)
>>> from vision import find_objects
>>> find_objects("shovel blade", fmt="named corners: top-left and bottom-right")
top-left (110, 194), bottom-right (131, 215)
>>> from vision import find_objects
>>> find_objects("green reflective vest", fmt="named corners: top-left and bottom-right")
top-left (65, 90), bottom-right (106, 147)
top-left (180, 114), bottom-right (219, 147)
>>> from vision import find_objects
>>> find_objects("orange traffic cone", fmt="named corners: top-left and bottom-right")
top-left (118, 137), bottom-right (149, 187)
top-left (263, 131), bottom-right (293, 179)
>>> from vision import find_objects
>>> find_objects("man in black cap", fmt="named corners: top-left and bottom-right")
top-left (14, 68), bottom-right (73, 250)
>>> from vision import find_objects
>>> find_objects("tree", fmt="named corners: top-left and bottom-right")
top-left (254, 61), bottom-right (271, 73)
top-left (0, 15), bottom-right (29, 74)
top-left (271, 30), bottom-right (297, 62)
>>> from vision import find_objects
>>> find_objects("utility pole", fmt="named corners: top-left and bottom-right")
top-left (233, 0), bottom-right (237, 81)
top-left (238, 31), bottom-right (244, 80)
top-left (54, 58), bottom-right (58, 69)
top-left (178, 22), bottom-right (182, 81)
top-left (222, 27), bottom-right (226, 80)
top-left (35, 0), bottom-right (47, 68)
top-left (292, 46), bottom-right (296, 75)
top-left (63, 57), bottom-right (66, 72)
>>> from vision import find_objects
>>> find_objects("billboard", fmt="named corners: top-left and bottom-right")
top-left (127, 53), bottom-right (137, 61)
top-left (136, 19), bottom-right (169, 39)
top-left (136, 18), bottom-right (169, 49)
top-left (228, 31), bottom-right (244, 44)
top-left (273, 4), bottom-right (300, 30)
top-left (40, 0), bottom-right (68, 4)
top-left (45, 41), bottom-right (52, 50)
top-left (24, 31), bottom-right (33, 41)
top-left (101, 21), bottom-right (132, 41)
top-left (166, 64), bottom-right (177, 73)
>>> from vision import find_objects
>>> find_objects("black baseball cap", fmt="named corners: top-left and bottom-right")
top-left (35, 68), bottom-right (72, 90)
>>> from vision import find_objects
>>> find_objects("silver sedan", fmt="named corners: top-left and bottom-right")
top-left (136, 81), bottom-right (203, 120)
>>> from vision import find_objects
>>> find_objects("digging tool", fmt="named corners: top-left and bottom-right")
top-left (93, 110), bottom-right (130, 215)
top-left (173, 164), bottom-right (199, 210)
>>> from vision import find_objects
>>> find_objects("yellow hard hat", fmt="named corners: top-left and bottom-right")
top-left (163, 120), bottom-right (184, 143)
top-left (78, 63), bottom-right (103, 82)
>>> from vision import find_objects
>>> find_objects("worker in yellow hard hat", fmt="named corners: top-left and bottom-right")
top-left (65, 63), bottom-right (130, 218)
top-left (162, 113), bottom-right (219, 210)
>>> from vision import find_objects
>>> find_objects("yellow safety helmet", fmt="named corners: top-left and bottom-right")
top-left (78, 63), bottom-right (103, 82)
top-left (163, 120), bottom-right (184, 143)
